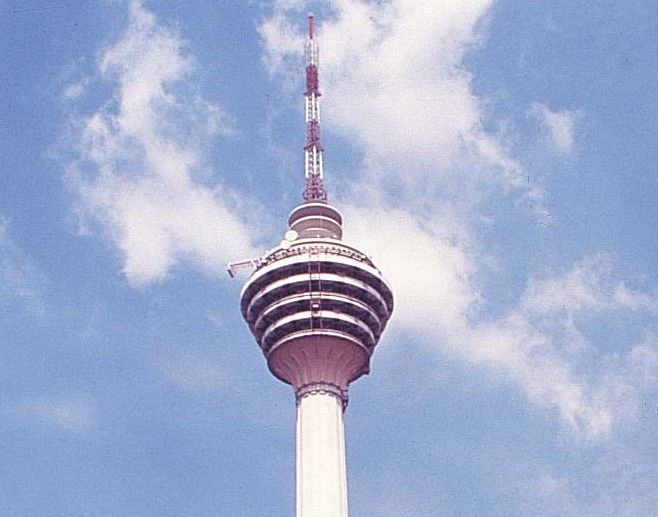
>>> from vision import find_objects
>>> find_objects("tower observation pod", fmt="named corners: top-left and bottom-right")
top-left (231, 14), bottom-right (393, 517)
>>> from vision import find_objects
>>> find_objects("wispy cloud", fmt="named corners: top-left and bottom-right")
top-left (346, 207), bottom-right (654, 439)
top-left (349, 206), bottom-right (658, 438)
top-left (61, 76), bottom-right (89, 100)
top-left (62, 0), bottom-right (257, 285)
top-left (4, 393), bottom-right (96, 433)
top-left (156, 350), bottom-right (227, 393)
top-left (520, 254), bottom-right (658, 317)
top-left (629, 333), bottom-right (658, 386)
top-left (0, 216), bottom-right (46, 319)
top-left (529, 101), bottom-right (579, 153)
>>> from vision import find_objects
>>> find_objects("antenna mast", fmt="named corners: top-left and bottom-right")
top-left (303, 13), bottom-right (327, 202)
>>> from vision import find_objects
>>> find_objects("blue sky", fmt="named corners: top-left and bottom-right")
top-left (2, 0), bottom-right (658, 515)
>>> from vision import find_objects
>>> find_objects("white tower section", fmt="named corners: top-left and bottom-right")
top-left (296, 389), bottom-right (348, 517)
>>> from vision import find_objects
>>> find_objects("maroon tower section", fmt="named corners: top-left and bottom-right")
top-left (302, 14), bottom-right (327, 203)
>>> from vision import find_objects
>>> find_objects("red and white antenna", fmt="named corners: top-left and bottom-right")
top-left (303, 13), bottom-right (327, 202)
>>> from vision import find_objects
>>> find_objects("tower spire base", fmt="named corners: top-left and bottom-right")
top-left (303, 175), bottom-right (327, 202)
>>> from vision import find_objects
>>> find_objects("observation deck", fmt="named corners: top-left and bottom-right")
top-left (240, 202), bottom-right (394, 398)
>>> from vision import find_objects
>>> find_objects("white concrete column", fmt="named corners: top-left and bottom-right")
top-left (296, 389), bottom-right (348, 517)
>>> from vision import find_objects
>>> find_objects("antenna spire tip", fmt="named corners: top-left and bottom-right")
top-left (308, 12), bottom-right (315, 38)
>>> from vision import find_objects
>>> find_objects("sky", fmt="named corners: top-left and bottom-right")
top-left (1, 0), bottom-right (658, 515)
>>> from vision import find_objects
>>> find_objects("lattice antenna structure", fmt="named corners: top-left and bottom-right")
top-left (303, 13), bottom-right (327, 202)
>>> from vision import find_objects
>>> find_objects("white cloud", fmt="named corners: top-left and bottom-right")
top-left (522, 254), bottom-right (612, 316)
top-left (474, 259), bottom-right (657, 439)
top-left (345, 205), bottom-right (625, 439)
top-left (522, 254), bottom-right (658, 322)
top-left (342, 201), bottom-right (478, 339)
top-left (259, 12), bottom-right (305, 90)
top-left (629, 334), bottom-right (658, 386)
top-left (62, 77), bottom-right (89, 100)
top-left (5, 394), bottom-right (96, 433)
top-left (614, 286), bottom-right (658, 314)
top-left (156, 351), bottom-right (227, 393)
top-left (63, 0), bottom-right (256, 285)
top-left (345, 194), bottom-right (658, 440)
top-left (529, 101), bottom-right (579, 153)
top-left (536, 472), bottom-right (568, 497)
top-left (0, 217), bottom-right (46, 318)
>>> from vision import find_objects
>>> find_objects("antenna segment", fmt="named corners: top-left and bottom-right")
top-left (303, 13), bottom-right (327, 202)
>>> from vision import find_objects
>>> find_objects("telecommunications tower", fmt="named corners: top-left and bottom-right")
top-left (229, 14), bottom-right (393, 517)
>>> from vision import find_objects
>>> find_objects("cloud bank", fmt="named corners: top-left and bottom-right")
top-left (63, 1), bottom-right (256, 285)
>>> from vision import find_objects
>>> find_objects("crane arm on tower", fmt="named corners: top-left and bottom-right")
top-left (227, 258), bottom-right (262, 278)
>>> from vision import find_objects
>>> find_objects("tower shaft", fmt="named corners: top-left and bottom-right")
top-left (296, 389), bottom-right (348, 517)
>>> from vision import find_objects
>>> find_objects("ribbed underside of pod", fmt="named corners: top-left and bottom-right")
top-left (240, 239), bottom-right (393, 389)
